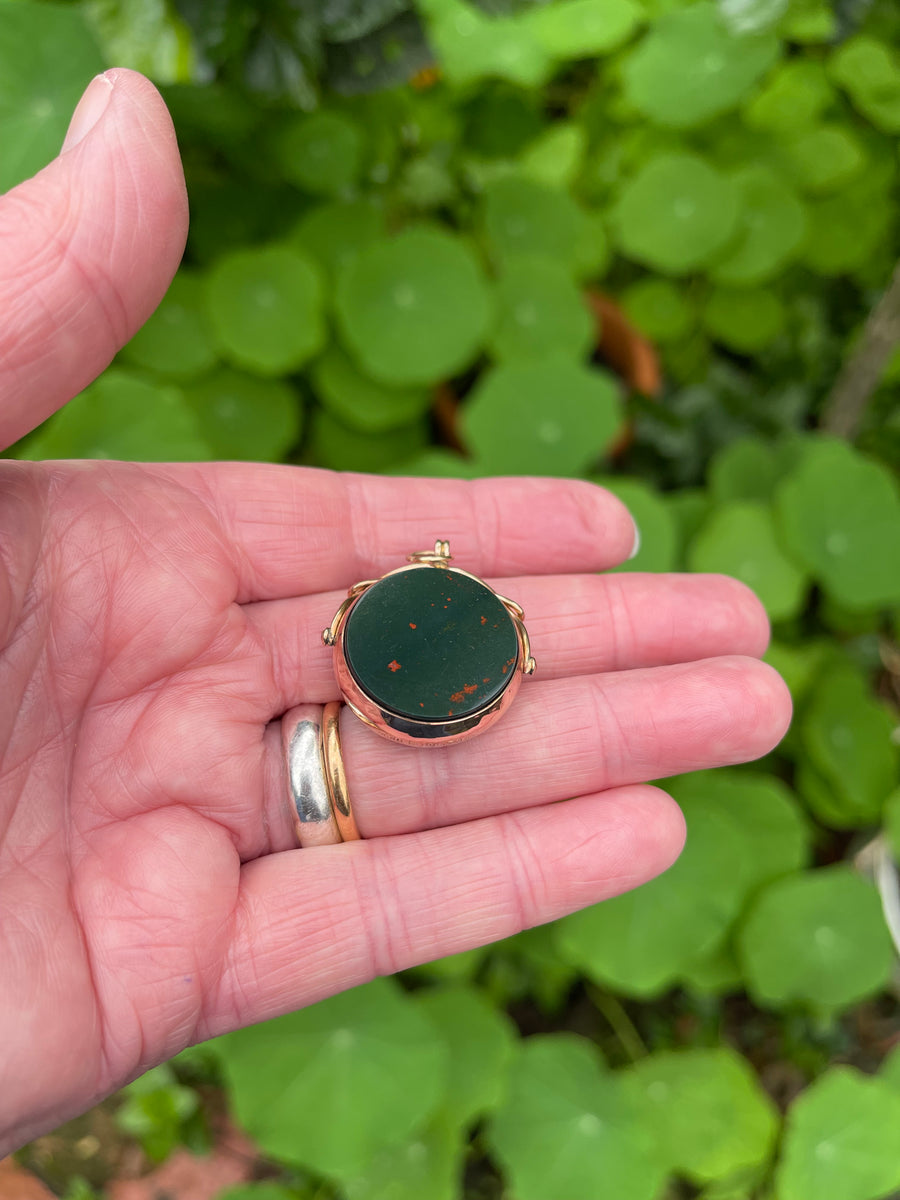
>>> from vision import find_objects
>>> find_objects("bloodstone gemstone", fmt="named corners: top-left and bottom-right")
top-left (342, 565), bottom-right (520, 722)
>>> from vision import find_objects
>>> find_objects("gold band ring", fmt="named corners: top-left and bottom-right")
top-left (322, 701), bottom-right (361, 842)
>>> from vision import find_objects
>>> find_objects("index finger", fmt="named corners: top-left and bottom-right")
top-left (163, 462), bottom-right (640, 601)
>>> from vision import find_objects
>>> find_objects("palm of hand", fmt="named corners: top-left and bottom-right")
top-left (0, 70), bottom-right (791, 1152)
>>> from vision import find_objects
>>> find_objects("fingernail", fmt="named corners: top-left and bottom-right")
top-left (627, 520), bottom-right (641, 560)
top-left (62, 73), bottom-right (113, 153)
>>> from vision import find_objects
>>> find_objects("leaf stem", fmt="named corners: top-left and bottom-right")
top-left (820, 257), bottom-right (900, 439)
top-left (587, 985), bottom-right (648, 1062)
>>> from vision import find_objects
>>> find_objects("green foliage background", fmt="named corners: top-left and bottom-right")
top-left (4, 0), bottom-right (900, 1197)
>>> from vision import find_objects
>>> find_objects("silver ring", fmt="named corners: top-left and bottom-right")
top-left (281, 704), bottom-right (342, 847)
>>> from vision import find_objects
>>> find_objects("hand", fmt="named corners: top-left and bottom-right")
top-left (0, 70), bottom-right (792, 1153)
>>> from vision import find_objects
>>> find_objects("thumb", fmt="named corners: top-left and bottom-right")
top-left (0, 68), bottom-right (188, 450)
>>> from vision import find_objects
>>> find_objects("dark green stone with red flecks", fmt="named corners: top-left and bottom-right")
top-left (343, 565), bottom-right (520, 721)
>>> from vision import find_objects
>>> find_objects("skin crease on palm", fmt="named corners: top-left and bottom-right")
top-left (0, 69), bottom-right (793, 1154)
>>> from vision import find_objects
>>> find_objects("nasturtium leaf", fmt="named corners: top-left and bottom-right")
top-left (710, 166), bottom-right (807, 286)
top-left (774, 437), bottom-right (900, 609)
top-left (612, 154), bottom-right (741, 274)
top-left (622, 3), bottom-right (779, 129)
top-left (781, 125), bottom-right (866, 194)
top-left (18, 370), bottom-right (211, 461)
top-left (426, 1), bottom-right (551, 88)
top-left (311, 345), bottom-right (431, 433)
top-left (622, 278), bottom-right (694, 343)
top-left (885, 790), bottom-right (900, 862)
top-left (556, 771), bottom-right (804, 996)
top-left (482, 175), bottom-right (585, 273)
top-left (670, 770), bottom-right (811, 893)
top-left (274, 109), bottom-right (363, 196)
top-left (489, 257), bottom-right (594, 363)
top-left (415, 985), bottom-right (516, 1126)
top-left (742, 59), bottom-right (832, 135)
top-left (290, 200), bottom-right (385, 281)
top-left (737, 866), bottom-right (896, 1012)
top-left (798, 665), bottom-right (898, 828)
top-left (307, 408), bottom-right (430, 472)
top-left (82, 0), bottom-right (193, 84)
top-left (522, 0), bottom-right (644, 58)
top-left (829, 37), bottom-right (900, 134)
top-left (782, 0), bottom-right (836, 42)
top-left (689, 501), bottom-right (807, 621)
top-left (718, 0), bottom-right (787, 34)
top-left (341, 1118), bottom-right (463, 1200)
top-left (625, 1048), bottom-right (779, 1183)
top-left (183, 368), bottom-right (300, 461)
top-left (679, 943), bottom-right (744, 994)
top-left (205, 245), bottom-right (325, 375)
top-left (776, 1067), bottom-right (900, 1200)
top-left (703, 288), bottom-right (786, 353)
top-left (595, 478), bottom-right (679, 573)
top-left (335, 227), bottom-right (492, 386)
top-left (800, 178), bottom-right (892, 276)
top-left (0, 0), bottom-right (105, 194)
top-left (707, 436), bottom-right (783, 505)
top-left (667, 489), bottom-right (713, 560)
top-left (486, 1035), bottom-right (667, 1200)
top-left (460, 356), bottom-right (622, 476)
top-left (120, 273), bottom-right (217, 380)
top-left (762, 639), bottom-right (829, 704)
top-left (215, 979), bottom-right (447, 1176)
top-left (518, 122), bottom-right (587, 190)
top-left (387, 450), bottom-right (478, 480)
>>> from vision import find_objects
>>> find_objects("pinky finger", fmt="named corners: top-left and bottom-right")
top-left (201, 784), bottom-right (686, 1036)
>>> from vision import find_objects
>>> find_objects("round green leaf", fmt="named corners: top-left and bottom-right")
top-left (622, 3), bottom-right (779, 129)
top-left (489, 257), bottom-right (594, 362)
top-left (0, 1), bottom-right (105, 194)
top-left (482, 175), bottom-right (586, 273)
top-left (688, 501), bottom-right (807, 621)
top-left (622, 278), bottom-right (695, 343)
top-left (708, 436), bottom-right (780, 504)
top-left (781, 125), bottom-right (866, 195)
top-left (625, 1048), bottom-right (778, 1183)
top-left (742, 59), bottom-right (832, 135)
top-left (215, 979), bottom-right (447, 1176)
top-left (460, 356), bottom-right (622, 476)
top-left (612, 154), bottom-right (741, 274)
top-left (800, 179), bottom-right (892, 276)
top-left (341, 1119), bottom-right (463, 1200)
top-left (18, 369), bottom-right (210, 461)
top-left (555, 771), bottom-right (805, 996)
top-left (312, 345), bottom-right (431, 433)
top-left (386, 450), bottom-right (478, 479)
top-left (487, 1035), bottom-right (667, 1200)
top-left (829, 37), bottom-right (900, 134)
top-left (518, 122), bottom-right (587, 190)
top-left (679, 943), bottom-right (744, 995)
top-left (205, 245), bottom-right (326, 375)
top-left (183, 368), bottom-right (300, 461)
top-left (880, 1043), bottom-right (900, 1093)
top-left (275, 110), bottom-right (363, 196)
top-left (737, 866), bottom-right (896, 1012)
top-left (427, 4), bottom-right (551, 88)
top-left (774, 437), bottom-right (900, 609)
top-left (415, 985), bottom-right (517, 1126)
top-left (776, 1067), bottom-right (900, 1200)
top-left (596, 478), bottom-right (679, 573)
top-left (703, 288), bottom-right (786, 353)
top-left (307, 407), bottom-right (430, 472)
top-left (335, 227), bottom-right (492, 386)
top-left (120, 273), bottom-right (217, 380)
top-left (523, 0), bottom-right (644, 58)
top-left (290, 199), bottom-right (386, 281)
top-left (710, 166), bottom-right (807, 286)
top-left (798, 665), bottom-right (898, 828)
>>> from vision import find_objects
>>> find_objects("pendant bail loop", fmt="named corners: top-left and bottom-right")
top-left (406, 539), bottom-right (452, 566)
